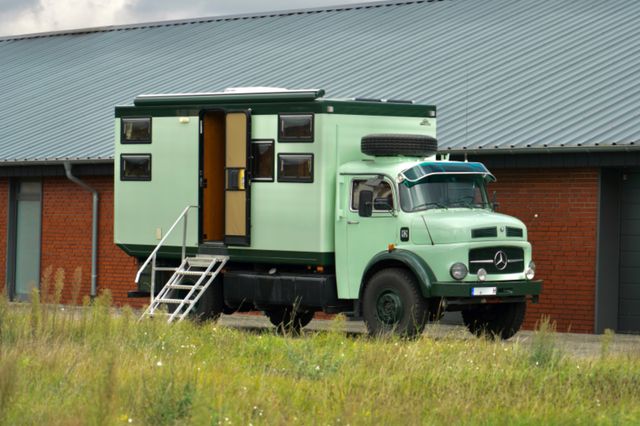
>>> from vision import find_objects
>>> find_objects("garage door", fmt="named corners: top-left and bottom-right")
top-left (619, 171), bottom-right (640, 333)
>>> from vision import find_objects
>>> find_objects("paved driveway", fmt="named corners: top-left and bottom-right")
top-left (219, 314), bottom-right (640, 358)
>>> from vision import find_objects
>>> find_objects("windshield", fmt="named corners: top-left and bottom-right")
top-left (399, 174), bottom-right (490, 212)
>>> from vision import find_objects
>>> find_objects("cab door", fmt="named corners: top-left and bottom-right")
top-left (224, 111), bottom-right (251, 246)
top-left (344, 176), bottom-right (398, 298)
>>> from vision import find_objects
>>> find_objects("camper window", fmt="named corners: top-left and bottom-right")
top-left (121, 154), bottom-right (151, 181)
top-left (277, 154), bottom-right (313, 183)
top-left (251, 140), bottom-right (274, 181)
top-left (278, 114), bottom-right (314, 142)
top-left (121, 118), bottom-right (151, 143)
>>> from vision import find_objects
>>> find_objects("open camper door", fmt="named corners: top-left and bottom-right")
top-left (224, 111), bottom-right (251, 246)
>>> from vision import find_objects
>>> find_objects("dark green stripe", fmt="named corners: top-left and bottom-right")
top-left (117, 243), bottom-right (335, 265)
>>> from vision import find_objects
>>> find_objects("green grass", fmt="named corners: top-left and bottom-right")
top-left (1, 291), bottom-right (640, 425)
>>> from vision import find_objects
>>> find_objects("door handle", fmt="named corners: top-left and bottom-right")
top-left (347, 220), bottom-right (360, 225)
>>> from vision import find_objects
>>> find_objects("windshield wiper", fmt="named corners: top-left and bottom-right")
top-left (411, 202), bottom-right (447, 211)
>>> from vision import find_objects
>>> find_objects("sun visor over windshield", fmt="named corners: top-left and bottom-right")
top-left (399, 162), bottom-right (496, 186)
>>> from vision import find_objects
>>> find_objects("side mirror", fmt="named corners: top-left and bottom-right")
top-left (358, 190), bottom-right (373, 217)
top-left (492, 190), bottom-right (500, 211)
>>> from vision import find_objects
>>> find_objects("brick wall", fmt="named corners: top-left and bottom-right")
top-left (491, 168), bottom-right (599, 333)
top-left (3, 169), bottom-right (601, 332)
top-left (0, 179), bottom-right (7, 293)
top-left (40, 176), bottom-right (142, 307)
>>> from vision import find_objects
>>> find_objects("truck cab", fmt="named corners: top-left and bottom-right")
top-left (335, 147), bottom-right (540, 337)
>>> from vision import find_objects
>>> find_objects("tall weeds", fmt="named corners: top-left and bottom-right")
top-left (0, 285), bottom-right (639, 425)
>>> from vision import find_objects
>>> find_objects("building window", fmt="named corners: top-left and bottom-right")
top-left (278, 114), bottom-right (314, 142)
top-left (351, 179), bottom-right (394, 211)
top-left (121, 117), bottom-right (151, 143)
top-left (121, 154), bottom-right (151, 181)
top-left (251, 140), bottom-right (274, 181)
top-left (278, 154), bottom-right (313, 183)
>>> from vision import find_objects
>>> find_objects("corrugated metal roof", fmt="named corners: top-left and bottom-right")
top-left (0, 0), bottom-right (638, 163)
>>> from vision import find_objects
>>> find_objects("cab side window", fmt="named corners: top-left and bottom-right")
top-left (351, 179), bottom-right (393, 211)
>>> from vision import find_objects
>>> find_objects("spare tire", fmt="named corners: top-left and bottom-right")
top-left (361, 134), bottom-right (438, 157)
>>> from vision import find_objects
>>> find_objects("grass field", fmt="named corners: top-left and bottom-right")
top-left (1, 290), bottom-right (640, 425)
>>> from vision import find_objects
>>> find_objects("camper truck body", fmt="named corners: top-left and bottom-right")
top-left (115, 89), bottom-right (541, 338)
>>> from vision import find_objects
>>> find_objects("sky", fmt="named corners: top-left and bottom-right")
top-left (0, 0), bottom-right (369, 37)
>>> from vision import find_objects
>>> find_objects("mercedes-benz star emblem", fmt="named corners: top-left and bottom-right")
top-left (494, 250), bottom-right (508, 271)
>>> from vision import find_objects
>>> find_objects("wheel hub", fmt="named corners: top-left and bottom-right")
top-left (376, 290), bottom-right (403, 325)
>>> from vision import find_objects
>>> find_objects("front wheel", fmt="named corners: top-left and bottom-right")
top-left (461, 302), bottom-right (526, 340)
top-left (362, 268), bottom-right (428, 338)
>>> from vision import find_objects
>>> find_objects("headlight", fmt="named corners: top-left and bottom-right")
top-left (477, 268), bottom-right (487, 282)
top-left (450, 263), bottom-right (468, 280)
top-left (525, 261), bottom-right (536, 280)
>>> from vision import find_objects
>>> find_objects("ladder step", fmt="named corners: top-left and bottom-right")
top-left (166, 284), bottom-right (203, 290)
top-left (187, 256), bottom-right (224, 267)
top-left (177, 270), bottom-right (214, 277)
top-left (156, 298), bottom-right (194, 304)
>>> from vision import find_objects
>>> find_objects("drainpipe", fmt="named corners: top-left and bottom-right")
top-left (63, 162), bottom-right (98, 299)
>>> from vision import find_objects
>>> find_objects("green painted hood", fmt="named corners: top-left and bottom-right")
top-left (421, 209), bottom-right (527, 244)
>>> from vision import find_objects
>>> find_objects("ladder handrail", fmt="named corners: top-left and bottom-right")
top-left (135, 205), bottom-right (198, 284)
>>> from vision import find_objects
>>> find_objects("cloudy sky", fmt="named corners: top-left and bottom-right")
top-left (0, 0), bottom-right (368, 37)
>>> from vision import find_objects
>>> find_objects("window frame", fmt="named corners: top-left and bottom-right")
top-left (278, 113), bottom-right (314, 143)
top-left (121, 117), bottom-right (152, 144)
top-left (250, 139), bottom-right (275, 182)
top-left (120, 154), bottom-right (152, 181)
top-left (349, 176), bottom-right (396, 213)
top-left (277, 153), bottom-right (314, 183)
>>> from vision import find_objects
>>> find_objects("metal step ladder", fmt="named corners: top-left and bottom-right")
top-left (140, 255), bottom-right (228, 323)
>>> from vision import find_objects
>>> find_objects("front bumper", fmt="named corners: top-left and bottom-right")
top-left (429, 280), bottom-right (542, 298)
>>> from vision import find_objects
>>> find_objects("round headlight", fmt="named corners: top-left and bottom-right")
top-left (525, 261), bottom-right (536, 280)
top-left (477, 268), bottom-right (487, 282)
top-left (450, 263), bottom-right (468, 280)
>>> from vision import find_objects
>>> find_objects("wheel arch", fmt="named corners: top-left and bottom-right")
top-left (358, 249), bottom-right (435, 313)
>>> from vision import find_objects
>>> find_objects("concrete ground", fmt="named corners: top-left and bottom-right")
top-left (219, 313), bottom-right (640, 358)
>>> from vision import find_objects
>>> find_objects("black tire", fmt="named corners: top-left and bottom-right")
top-left (264, 307), bottom-right (315, 335)
top-left (362, 268), bottom-right (428, 338)
top-left (461, 302), bottom-right (526, 340)
top-left (361, 134), bottom-right (438, 157)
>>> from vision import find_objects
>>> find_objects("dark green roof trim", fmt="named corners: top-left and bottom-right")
top-left (116, 99), bottom-right (435, 119)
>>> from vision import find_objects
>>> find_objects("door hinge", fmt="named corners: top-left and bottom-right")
top-left (199, 121), bottom-right (203, 134)
top-left (200, 177), bottom-right (208, 188)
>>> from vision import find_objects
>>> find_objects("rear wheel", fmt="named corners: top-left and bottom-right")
top-left (362, 268), bottom-right (428, 338)
top-left (264, 307), bottom-right (314, 334)
top-left (462, 302), bottom-right (526, 340)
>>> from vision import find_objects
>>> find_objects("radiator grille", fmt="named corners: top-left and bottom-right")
top-left (468, 246), bottom-right (525, 274)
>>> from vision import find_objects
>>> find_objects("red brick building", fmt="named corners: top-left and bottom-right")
top-left (1, 1), bottom-right (639, 333)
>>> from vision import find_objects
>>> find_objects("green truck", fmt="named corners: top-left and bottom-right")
top-left (115, 88), bottom-right (541, 338)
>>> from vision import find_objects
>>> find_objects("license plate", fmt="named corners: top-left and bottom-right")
top-left (472, 287), bottom-right (497, 296)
